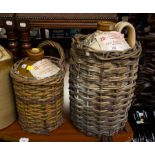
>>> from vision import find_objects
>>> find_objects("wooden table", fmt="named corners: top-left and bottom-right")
top-left (0, 113), bottom-right (133, 142)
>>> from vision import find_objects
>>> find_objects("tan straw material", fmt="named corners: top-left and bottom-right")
top-left (10, 40), bottom-right (65, 134)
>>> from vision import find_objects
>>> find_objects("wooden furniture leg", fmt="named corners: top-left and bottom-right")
top-left (3, 16), bottom-right (19, 60)
top-left (6, 29), bottom-right (19, 59)
top-left (16, 20), bottom-right (31, 58)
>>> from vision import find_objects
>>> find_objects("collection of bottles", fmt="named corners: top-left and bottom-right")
top-left (0, 21), bottom-right (137, 136)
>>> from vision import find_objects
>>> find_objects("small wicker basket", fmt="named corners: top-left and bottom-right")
top-left (70, 34), bottom-right (141, 137)
top-left (10, 40), bottom-right (65, 134)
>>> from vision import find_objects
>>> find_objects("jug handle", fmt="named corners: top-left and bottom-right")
top-left (115, 21), bottom-right (136, 48)
top-left (38, 40), bottom-right (65, 65)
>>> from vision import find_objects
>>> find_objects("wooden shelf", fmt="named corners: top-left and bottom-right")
top-left (0, 113), bottom-right (133, 142)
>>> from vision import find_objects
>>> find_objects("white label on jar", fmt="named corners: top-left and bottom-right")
top-left (21, 64), bottom-right (27, 69)
top-left (20, 22), bottom-right (26, 27)
top-left (95, 31), bottom-right (131, 52)
top-left (6, 20), bottom-right (12, 26)
top-left (30, 59), bottom-right (60, 80)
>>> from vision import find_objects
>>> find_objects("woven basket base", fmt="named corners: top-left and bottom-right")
top-left (19, 118), bottom-right (64, 135)
top-left (71, 119), bottom-right (126, 137)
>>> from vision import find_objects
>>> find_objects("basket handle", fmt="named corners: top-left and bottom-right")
top-left (115, 21), bottom-right (136, 48)
top-left (38, 40), bottom-right (65, 64)
top-left (0, 49), bottom-right (3, 58)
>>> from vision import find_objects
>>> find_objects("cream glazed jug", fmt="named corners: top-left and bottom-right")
top-left (83, 21), bottom-right (136, 52)
top-left (0, 45), bottom-right (16, 129)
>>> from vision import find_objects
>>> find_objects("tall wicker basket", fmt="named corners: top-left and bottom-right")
top-left (70, 34), bottom-right (141, 137)
top-left (10, 40), bottom-right (65, 134)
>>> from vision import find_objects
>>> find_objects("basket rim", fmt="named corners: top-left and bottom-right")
top-left (72, 34), bottom-right (142, 61)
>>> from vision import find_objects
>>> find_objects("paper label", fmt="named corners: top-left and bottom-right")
top-left (30, 59), bottom-right (60, 80)
top-left (6, 20), bottom-right (12, 26)
top-left (27, 65), bottom-right (33, 71)
top-left (21, 64), bottom-right (27, 69)
top-left (19, 137), bottom-right (29, 142)
top-left (95, 31), bottom-right (131, 52)
top-left (20, 22), bottom-right (26, 28)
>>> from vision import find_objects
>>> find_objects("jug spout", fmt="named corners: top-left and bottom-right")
top-left (97, 21), bottom-right (116, 31)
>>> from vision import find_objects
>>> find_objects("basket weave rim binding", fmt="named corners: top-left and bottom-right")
top-left (72, 34), bottom-right (142, 59)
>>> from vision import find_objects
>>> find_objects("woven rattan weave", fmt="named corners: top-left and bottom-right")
top-left (70, 34), bottom-right (141, 137)
top-left (10, 40), bottom-right (65, 134)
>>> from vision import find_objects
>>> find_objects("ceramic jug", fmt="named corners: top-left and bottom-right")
top-left (0, 45), bottom-right (16, 129)
top-left (84, 21), bottom-right (136, 52)
top-left (16, 48), bottom-right (60, 80)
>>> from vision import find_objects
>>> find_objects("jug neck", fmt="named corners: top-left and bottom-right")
top-left (97, 21), bottom-right (116, 31)
top-left (27, 48), bottom-right (44, 61)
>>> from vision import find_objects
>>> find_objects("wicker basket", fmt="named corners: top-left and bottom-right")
top-left (70, 34), bottom-right (141, 137)
top-left (10, 40), bottom-right (65, 134)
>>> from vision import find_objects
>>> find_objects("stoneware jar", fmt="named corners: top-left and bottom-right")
top-left (83, 21), bottom-right (136, 52)
top-left (0, 45), bottom-right (16, 130)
